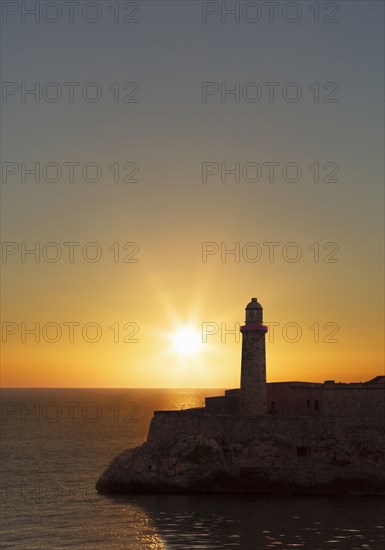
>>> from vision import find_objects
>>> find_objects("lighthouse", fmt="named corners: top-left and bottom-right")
top-left (240, 297), bottom-right (268, 416)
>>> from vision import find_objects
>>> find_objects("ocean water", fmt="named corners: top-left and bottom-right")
top-left (1, 388), bottom-right (384, 550)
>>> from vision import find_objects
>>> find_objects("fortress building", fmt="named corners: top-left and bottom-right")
top-left (97, 297), bottom-right (385, 495)
top-left (204, 298), bottom-right (384, 420)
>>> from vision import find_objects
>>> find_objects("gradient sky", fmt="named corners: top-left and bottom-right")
top-left (1, 0), bottom-right (384, 387)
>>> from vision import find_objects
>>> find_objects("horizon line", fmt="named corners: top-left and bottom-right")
top-left (1, 377), bottom-right (383, 390)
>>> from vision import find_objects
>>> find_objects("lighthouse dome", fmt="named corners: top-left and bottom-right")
top-left (245, 297), bottom-right (263, 323)
top-left (246, 297), bottom-right (262, 309)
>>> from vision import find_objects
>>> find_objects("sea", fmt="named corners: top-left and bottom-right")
top-left (1, 388), bottom-right (384, 550)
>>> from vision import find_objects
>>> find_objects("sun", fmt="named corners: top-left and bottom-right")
top-left (170, 326), bottom-right (203, 358)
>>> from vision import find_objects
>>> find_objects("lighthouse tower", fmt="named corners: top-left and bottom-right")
top-left (240, 297), bottom-right (268, 416)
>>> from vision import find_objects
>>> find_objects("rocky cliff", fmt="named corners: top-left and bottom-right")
top-left (96, 410), bottom-right (385, 495)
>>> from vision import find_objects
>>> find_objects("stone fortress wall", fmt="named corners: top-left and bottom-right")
top-left (149, 376), bottom-right (384, 452)
top-left (204, 377), bottom-right (385, 420)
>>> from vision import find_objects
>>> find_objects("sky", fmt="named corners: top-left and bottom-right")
top-left (1, 0), bottom-right (384, 388)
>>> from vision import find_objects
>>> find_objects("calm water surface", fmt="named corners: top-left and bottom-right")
top-left (1, 389), bottom-right (384, 549)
